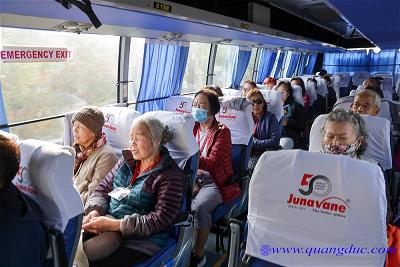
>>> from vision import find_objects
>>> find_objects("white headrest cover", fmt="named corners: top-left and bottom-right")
top-left (309, 114), bottom-right (392, 170)
top-left (246, 150), bottom-right (387, 266)
top-left (334, 72), bottom-right (351, 87)
top-left (291, 85), bottom-right (304, 106)
top-left (101, 106), bottom-right (140, 156)
top-left (378, 101), bottom-right (392, 123)
top-left (333, 96), bottom-right (353, 111)
top-left (256, 84), bottom-right (268, 90)
top-left (352, 71), bottom-right (370, 86)
top-left (164, 95), bottom-right (194, 114)
top-left (138, 111), bottom-right (199, 169)
top-left (316, 78), bottom-right (328, 96)
top-left (63, 111), bottom-right (75, 147)
top-left (216, 97), bottom-right (254, 145)
top-left (13, 139), bottom-right (83, 231)
top-left (0, 130), bottom-right (19, 142)
top-left (260, 90), bottom-right (284, 121)
top-left (221, 88), bottom-right (241, 97)
top-left (305, 80), bottom-right (317, 104)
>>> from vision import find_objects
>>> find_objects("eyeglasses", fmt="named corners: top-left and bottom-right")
top-left (252, 99), bottom-right (263, 105)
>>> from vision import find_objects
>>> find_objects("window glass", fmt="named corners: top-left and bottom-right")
top-left (241, 48), bottom-right (258, 84)
top-left (1, 27), bottom-right (119, 140)
top-left (128, 37), bottom-right (145, 102)
top-left (213, 44), bottom-right (238, 88)
top-left (181, 42), bottom-right (211, 94)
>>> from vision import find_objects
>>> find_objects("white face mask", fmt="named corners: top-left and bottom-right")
top-left (321, 140), bottom-right (361, 158)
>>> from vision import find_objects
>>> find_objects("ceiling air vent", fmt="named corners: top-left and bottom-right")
top-left (53, 21), bottom-right (93, 34)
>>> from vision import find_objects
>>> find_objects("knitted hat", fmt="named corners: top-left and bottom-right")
top-left (72, 106), bottom-right (105, 136)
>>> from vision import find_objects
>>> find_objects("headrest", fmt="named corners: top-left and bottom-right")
top-left (137, 111), bottom-right (199, 169)
top-left (334, 72), bottom-right (351, 87)
top-left (259, 90), bottom-right (284, 121)
top-left (13, 139), bottom-right (83, 231)
top-left (245, 150), bottom-right (387, 266)
top-left (63, 107), bottom-right (140, 157)
top-left (333, 96), bottom-right (353, 111)
top-left (164, 95), bottom-right (194, 114)
top-left (331, 75), bottom-right (341, 99)
top-left (352, 71), bottom-right (370, 86)
top-left (381, 77), bottom-right (393, 94)
top-left (256, 84), bottom-right (268, 90)
top-left (309, 114), bottom-right (392, 169)
top-left (0, 130), bottom-right (19, 142)
top-left (216, 97), bottom-right (254, 145)
top-left (221, 88), bottom-right (241, 97)
top-left (291, 85), bottom-right (304, 106)
top-left (316, 78), bottom-right (328, 97)
top-left (305, 80), bottom-right (317, 104)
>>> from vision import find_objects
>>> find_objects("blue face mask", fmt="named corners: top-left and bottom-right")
top-left (191, 108), bottom-right (208, 123)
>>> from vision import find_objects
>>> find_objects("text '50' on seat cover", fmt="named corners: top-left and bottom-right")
top-left (138, 111), bottom-right (199, 169)
top-left (309, 114), bottom-right (392, 170)
top-left (164, 95), bottom-right (194, 114)
top-left (13, 139), bottom-right (83, 232)
top-left (245, 150), bottom-right (387, 266)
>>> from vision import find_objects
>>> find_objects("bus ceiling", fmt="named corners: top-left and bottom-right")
top-left (0, 0), bottom-right (344, 52)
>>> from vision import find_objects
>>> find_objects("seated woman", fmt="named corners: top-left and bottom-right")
top-left (277, 81), bottom-right (307, 150)
top-left (206, 85), bottom-right (223, 96)
top-left (81, 117), bottom-right (184, 267)
top-left (321, 109), bottom-right (392, 223)
top-left (246, 88), bottom-right (281, 173)
top-left (0, 135), bottom-right (48, 267)
top-left (190, 89), bottom-right (240, 266)
top-left (262, 76), bottom-right (277, 90)
top-left (72, 106), bottom-right (118, 205)
top-left (242, 80), bottom-right (257, 97)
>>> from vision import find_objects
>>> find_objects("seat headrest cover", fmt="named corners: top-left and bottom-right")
top-left (164, 95), bottom-right (194, 114)
top-left (309, 114), bottom-right (392, 169)
top-left (137, 111), bottom-right (199, 169)
top-left (316, 78), bottom-right (328, 96)
top-left (100, 106), bottom-right (140, 156)
top-left (0, 130), bottom-right (19, 142)
top-left (216, 97), bottom-right (254, 145)
top-left (291, 85), bottom-right (304, 106)
top-left (305, 80), bottom-right (317, 104)
top-left (334, 72), bottom-right (351, 87)
top-left (13, 139), bottom-right (83, 231)
top-left (221, 88), bottom-right (241, 97)
top-left (245, 150), bottom-right (387, 266)
top-left (259, 90), bottom-right (284, 121)
top-left (352, 71), bottom-right (370, 86)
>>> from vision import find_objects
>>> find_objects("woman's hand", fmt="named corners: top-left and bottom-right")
top-left (83, 210), bottom-right (100, 225)
top-left (82, 216), bottom-right (121, 234)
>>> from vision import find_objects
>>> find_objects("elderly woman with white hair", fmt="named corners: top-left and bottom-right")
top-left (81, 117), bottom-right (185, 267)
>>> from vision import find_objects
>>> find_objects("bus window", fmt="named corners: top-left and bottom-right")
top-left (213, 44), bottom-right (237, 88)
top-left (1, 27), bottom-right (119, 140)
top-left (128, 37), bottom-right (145, 102)
top-left (181, 42), bottom-right (210, 94)
top-left (241, 48), bottom-right (257, 84)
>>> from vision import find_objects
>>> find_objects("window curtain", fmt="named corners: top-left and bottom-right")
top-left (136, 40), bottom-right (189, 113)
top-left (306, 53), bottom-right (318, 74)
top-left (323, 51), bottom-right (369, 73)
top-left (230, 46), bottom-right (252, 88)
top-left (369, 49), bottom-right (396, 74)
top-left (256, 49), bottom-right (277, 84)
top-left (295, 53), bottom-right (307, 76)
top-left (0, 82), bottom-right (9, 132)
top-left (286, 52), bottom-right (301, 78)
top-left (273, 51), bottom-right (286, 79)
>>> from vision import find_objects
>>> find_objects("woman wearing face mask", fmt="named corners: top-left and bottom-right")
top-left (321, 109), bottom-right (392, 223)
top-left (190, 89), bottom-right (240, 267)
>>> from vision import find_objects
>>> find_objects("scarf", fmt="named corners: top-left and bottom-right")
top-left (73, 133), bottom-right (107, 175)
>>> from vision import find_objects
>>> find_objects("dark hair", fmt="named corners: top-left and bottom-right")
top-left (364, 84), bottom-right (384, 98)
top-left (246, 88), bottom-right (267, 112)
top-left (244, 80), bottom-right (257, 89)
top-left (277, 80), bottom-right (294, 104)
top-left (322, 74), bottom-right (331, 83)
top-left (290, 77), bottom-right (306, 96)
top-left (0, 135), bottom-right (20, 185)
top-left (205, 85), bottom-right (223, 97)
top-left (195, 88), bottom-right (221, 115)
top-left (320, 69), bottom-right (328, 76)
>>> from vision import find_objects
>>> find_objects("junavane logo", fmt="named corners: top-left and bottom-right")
top-left (286, 174), bottom-right (349, 217)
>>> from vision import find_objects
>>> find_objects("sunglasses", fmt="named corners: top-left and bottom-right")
top-left (252, 99), bottom-right (263, 105)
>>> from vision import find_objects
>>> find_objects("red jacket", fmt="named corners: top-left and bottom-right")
top-left (194, 120), bottom-right (241, 203)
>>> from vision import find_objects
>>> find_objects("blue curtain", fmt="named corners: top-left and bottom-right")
top-left (323, 51), bottom-right (369, 73)
top-left (230, 47), bottom-right (252, 88)
top-left (306, 54), bottom-right (318, 74)
top-left (273, 51), bottom-right (286, 79)
top-left (369, 49), bottom-right (396, 74)
top-left (136, 40), bottom-right (189, 113)
top-left (296, 53), bottom-right (307, 76)
top-left (0, 82), bottom-right (9, 132)
top-left (286, 53), bottom-right (301, 78)
top-left (256, 49), bottom-right (277, 83)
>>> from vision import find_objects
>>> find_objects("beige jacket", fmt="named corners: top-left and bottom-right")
top-left (74, 144), bottom-right (118, 205)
